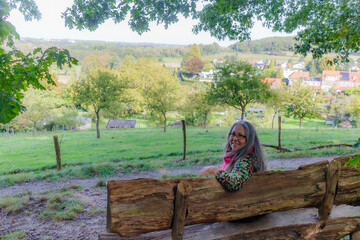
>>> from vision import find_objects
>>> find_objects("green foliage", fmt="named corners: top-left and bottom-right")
top-left (180, 83), bottom-right (215, 128)
top-left (230, 37), bottom-right (296, 54)
top-left (70, 68), bottom-right (127, 138)
top-left (188, 43), bottom-right (201, 59)
top-left (63, 0), bottom-right (359, 62)
top-left (345, 138), bottom-right (360, 168)
top-left (285, 81), bottom-right (322, 128)
top-left (209, 61), bottom-right (272, 119)
top-left (123, 59), bottom-right (181, 132)
top-left (0, 0), bottom-right (77, 124)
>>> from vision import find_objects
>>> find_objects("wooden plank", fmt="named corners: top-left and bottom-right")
top-left (107, 161), bottom-right (328, 237)
top-left (100, 206), bottom-right (360, 240)
top-left (333, 155), bottom-right (360, 205)
top-left (172, 181), bottom-right (192, 240)
top-left (318, 159), bottom-right (341, 221)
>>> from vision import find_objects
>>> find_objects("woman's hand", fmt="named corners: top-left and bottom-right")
top-left (200, 166), bottom-right (220, 177)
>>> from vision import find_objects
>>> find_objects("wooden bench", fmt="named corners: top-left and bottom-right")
top-left (99, 155), bottom-right (360, 239)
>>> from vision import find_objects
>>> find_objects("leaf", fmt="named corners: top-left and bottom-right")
top-left (345, 154), bottom-right (360, 168)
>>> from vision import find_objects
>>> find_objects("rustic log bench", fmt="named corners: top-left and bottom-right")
top-left (99, 155), bottom-right (360, 240)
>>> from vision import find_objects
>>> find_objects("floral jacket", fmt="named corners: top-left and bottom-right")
top-left (215, 154), bottom-right (256, 192)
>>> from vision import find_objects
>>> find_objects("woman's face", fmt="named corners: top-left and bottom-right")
top-left (229, 124), bottom-right (247, 151)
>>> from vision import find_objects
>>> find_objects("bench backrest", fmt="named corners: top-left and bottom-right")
top-left (106, 155), bottom-right (360, 238)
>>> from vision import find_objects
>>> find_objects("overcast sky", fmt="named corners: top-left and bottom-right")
top-left (8, 0), bottom-right (294, 47)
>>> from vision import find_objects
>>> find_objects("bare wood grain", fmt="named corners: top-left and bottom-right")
top-left (107, 161), bottom-right (328, 237)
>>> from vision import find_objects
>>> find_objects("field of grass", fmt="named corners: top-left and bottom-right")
top-left (1, 123), bottom-right (359, 176)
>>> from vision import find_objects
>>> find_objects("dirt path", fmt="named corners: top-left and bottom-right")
top-left (0, 155), bottom-right (343, 239)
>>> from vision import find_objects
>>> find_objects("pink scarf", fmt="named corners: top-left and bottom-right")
top-left (219, 150), bottom-right (235, 170)
top-left (219, 145), bottom-right (255, 170)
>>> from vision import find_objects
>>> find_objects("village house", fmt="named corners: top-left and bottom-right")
top-left (292, 61), bottom-right (305, 69)
top-left (262, 78), bottom-right (283, 89)
top-left (321, 70), bottom-right (360, 92)
top-left (288, 71), bottom-right (310, 86)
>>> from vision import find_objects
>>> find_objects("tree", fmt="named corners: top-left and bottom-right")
top-left (318, 57), bottom-right (335, 72)
top-left (188, 44), bottom-right (201, 59)
top-left (184, 57), bottom-right (204, 74)
top-left (141, 62), bottom-right (181, 133)
top-left (70, 68), bottom-right (127, 138)
top-left (19, 88), bottom-right (57, 136)
top-left (209, 61), bottom-right (272, 120)
top-left (0, 0), bottom-right (77, 124)
top-left (285, 81), bottom-right (322, 128)
top-left (266, 86), bottom-right (288, 129)
top-left (181, 83), bottom-right (215, 129)
top-left (63, 0), bottom-right (359, 62)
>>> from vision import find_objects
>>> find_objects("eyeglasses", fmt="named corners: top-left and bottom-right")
top-left (230, 132), bottom-right (246, 140)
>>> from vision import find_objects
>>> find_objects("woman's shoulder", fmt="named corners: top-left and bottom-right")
top-left (235, 154), bottom-right (256, 166)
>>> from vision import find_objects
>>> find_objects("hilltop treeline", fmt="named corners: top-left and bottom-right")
top-left (229, 37), bottom-right (296, 54)
top-left (15, 37), bottom-right (297, 61)
top-left (15, 38), bottom-right (223, 61)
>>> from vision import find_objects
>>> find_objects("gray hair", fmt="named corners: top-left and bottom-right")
top-left (224, 121), bottom-right (267, 172)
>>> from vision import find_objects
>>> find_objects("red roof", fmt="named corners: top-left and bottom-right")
top-left (322, 70), bottom-right (360, 82)
top-left (288, 71), bottom-right (310, 80)
top-left (263, 78), bottom-right (282, 85)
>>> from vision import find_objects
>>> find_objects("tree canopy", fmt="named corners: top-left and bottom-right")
top-left (0, 0), bottom-right (77, 124)
top-left (63, 0), bottom-right (359, 61)
top-left (209, 61), bottom-right (271, 120)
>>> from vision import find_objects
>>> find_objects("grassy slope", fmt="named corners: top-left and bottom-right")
top-left (1, 124), bottom-right (359, 175)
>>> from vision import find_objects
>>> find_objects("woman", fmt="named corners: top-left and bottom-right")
top-left (200, 120), bottom-right (267, 191)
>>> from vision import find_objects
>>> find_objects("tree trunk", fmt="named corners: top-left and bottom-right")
top-left (272, 110), bottom-right (277, 129)
top-left (299, 117), bottom-right (303, 128)
top-left (241, 106), bottom-right (246, 120)
top-left (6, 125), bottom-right (9, 139)
top-left (203, 112), bottom-right (208, 129)
top-left (96, 110), bottom-right (100, 138)
top-left (163, 112), bottom-right (167, 133)
top-left (32, 123), bottom-right (36, 136)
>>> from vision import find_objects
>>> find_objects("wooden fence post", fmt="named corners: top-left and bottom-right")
top-left (181, 120), bottom-right (186, 160)
top-left (172, 180), bottom-right (192, 240)
top-left (318, 160), bottom-right (341, 221)
top-left (278, 116), bottom-right (281, 151)
top-left (53, 135), bottom-right (62, 170)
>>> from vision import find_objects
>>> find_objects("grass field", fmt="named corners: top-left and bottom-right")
top-left (1, 123), bottom-right (359, 174)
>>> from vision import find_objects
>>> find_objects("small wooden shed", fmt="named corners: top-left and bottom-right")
top-left (106, 119), bottom-right (136, 128)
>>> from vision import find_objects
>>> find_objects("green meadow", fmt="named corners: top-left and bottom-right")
top-left (1, 124), bottom-right (359, 176)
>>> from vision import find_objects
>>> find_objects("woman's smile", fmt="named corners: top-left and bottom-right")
top-left (230, 125), bottom-right (247, 151)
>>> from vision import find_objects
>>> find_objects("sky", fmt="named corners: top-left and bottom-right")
top-left (8, 0), bottom-right (294, 47)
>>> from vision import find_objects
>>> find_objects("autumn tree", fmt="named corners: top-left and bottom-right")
top-left (184, 57), bottom-right (204, 74)
top-left (209, 61), bottom-right (272, 120)
top-left (70, 68), bottom-right (127, 138)
top-left (285, 81), bottom-right (322, 128)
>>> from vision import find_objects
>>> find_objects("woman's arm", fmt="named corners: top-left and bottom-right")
top-left (215, 157), bottom-right (255, 192)
top-left (200, 166), bottom-right (220, 177)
